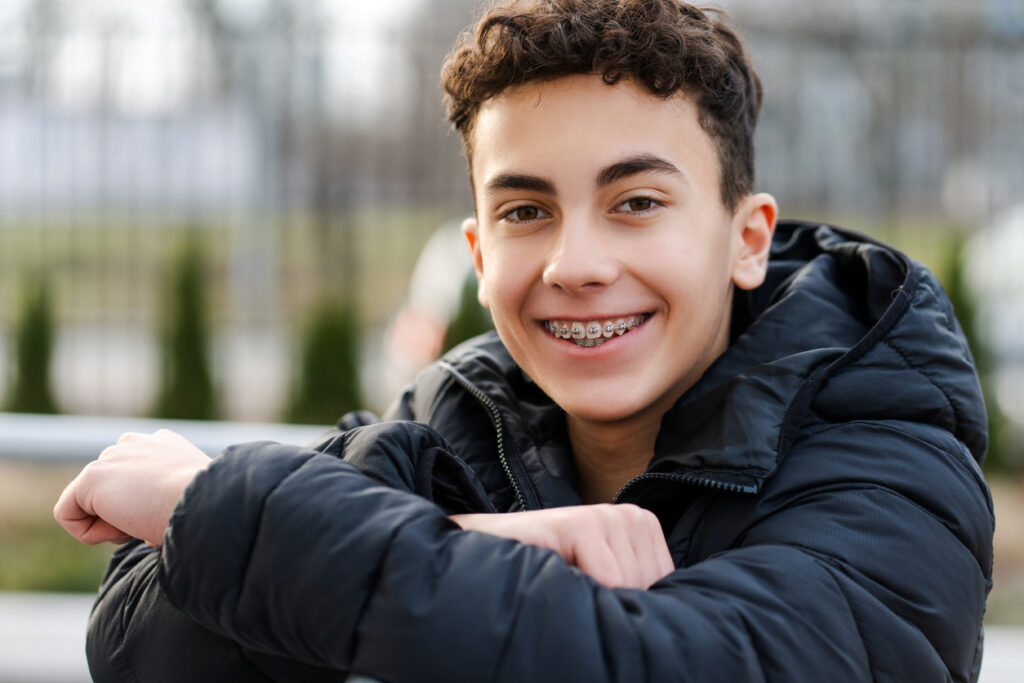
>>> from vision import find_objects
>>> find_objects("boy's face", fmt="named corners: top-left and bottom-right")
top-left (463, 75), bottom-right (775, 427)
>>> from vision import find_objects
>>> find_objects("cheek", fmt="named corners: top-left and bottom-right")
top-left (641, 239), bottom-right (733, 309)
top-left (480, 256), bottom-right (530, 319)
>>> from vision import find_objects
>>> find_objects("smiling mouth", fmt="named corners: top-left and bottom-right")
top-left (543, 314), bottom-right (651, 347)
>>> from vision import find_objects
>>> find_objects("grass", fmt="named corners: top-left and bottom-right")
top-left (0, 463), bottom-right (112, 593)
top-left (0, 518), bottom-right (110, 593)
top-left (0, 206), bottom-right (454, 329)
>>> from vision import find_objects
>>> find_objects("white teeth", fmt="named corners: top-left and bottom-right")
top-left (545, 315), bottom-right (648, 346)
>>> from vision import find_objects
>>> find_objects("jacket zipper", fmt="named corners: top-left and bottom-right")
top-left (439, 362), bottom-right (531, 511)
top-left (612, 471), bottom-right (757, 504)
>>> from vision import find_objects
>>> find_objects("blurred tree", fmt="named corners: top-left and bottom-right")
top-left (5, 271), bottom-right (60, 414)
top-left (941, 233), bottom-right (1011, 473)
top-left (284, 298), bottom-right (363, 425)
top-left (442, 272), bottom-right (494, 354)
top-left (152, 238), bottom-right (219, 420)
top-left (22, 0), bottom-right (62, 97)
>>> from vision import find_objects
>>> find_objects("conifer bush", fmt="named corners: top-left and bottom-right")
top-left (284, 298), bottom-right (363, 425)
top-left (942, 234), bottom-right (1010, 473)
top-left (441, 272), bottom-right (494, 354)
top-left (5, 271), bottom-right (60, 414)
top-left (152, 239), bottom-right (219, 420)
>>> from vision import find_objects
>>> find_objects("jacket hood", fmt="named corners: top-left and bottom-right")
top-left (648, 221), bottom-right (987, 491)
top-left (437, 220), bottom-right (987, 507)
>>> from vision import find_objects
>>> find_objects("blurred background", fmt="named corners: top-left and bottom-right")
top-left (0, 0), bottom-right (1021, 679)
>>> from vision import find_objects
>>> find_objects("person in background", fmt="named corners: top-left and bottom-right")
top-left (56, 1), bottom-right (993, 680)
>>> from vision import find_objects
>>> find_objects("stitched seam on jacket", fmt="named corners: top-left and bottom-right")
top-left (780, 422), bottom-right (990, 578)
top-left (485, 551), bottom-right (565, 683)
top-left (808, 419), bottom-right (988, 497)
top-left (233, 448), bottom-right (321, 644)
top-left (816, 557), bottom-right (876, 680)
top-left (112, 555), bottom-right (147, 683)
top-left (776, 256), bottom-right (918, 467)
top-left (880, 336), bottom-right (959, 426)
top-left (348, 512), bottom-right (448, 676)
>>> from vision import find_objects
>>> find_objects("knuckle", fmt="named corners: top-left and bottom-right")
top-left (116, 431), bottom-right (141, 445)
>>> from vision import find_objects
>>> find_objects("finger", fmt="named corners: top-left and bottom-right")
top-left (97, 444), bottom-right (119, 461)
top-left (603, 505), bottom-right (662, 589)
top-left (625, 505), bottom-right (673, 588)
top-left (154, 429), bottom-right (211, 460)
top-left (577, 504), bottom-right (638, 588)
top-left (572, 534), bottom-right (625, 588)
top-left (53, 476), bottom-right (93, 527)
top-left (116, 432), bottom-right (143, 446)
top-left (648, 521), bottom-right (674, 581)
top-left (77, 518), bottom-right (132, 546)
top-left (54, 488), bottom-right (126, 545)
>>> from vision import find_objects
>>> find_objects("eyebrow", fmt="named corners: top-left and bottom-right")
top-left (484, 173), bottom-right (557, 196)
top-left (596, 153), bottom-right (685, 187)
top-left (482, 153), bottom-right (685, 198)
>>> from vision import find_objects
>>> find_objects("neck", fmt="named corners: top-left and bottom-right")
top-left (568, 413), bottom-right (662, 504)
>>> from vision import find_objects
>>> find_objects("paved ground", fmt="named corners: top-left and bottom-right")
top-left (0, 592), bottom-right (1022, 681)
top-left (0, 592), bottom-right (92, 683)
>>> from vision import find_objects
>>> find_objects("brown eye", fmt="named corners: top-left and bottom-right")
top-left (514, 206), bottom-right (540, 221)
top-left (627, 197), bottom-right (653, 212)
top-left (501, 204), bottom-right (550, 223)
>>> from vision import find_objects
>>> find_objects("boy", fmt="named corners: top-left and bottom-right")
top-left (56, 1), bottom-right (993, 681)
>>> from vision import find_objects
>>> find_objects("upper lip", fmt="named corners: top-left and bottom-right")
top-left (540, 312), bottom-right (651, 321)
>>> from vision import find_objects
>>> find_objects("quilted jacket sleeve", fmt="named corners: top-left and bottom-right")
top-left (154, 419), bottom-right (992, 682)
top-left (85, 419), bottom-right (495, 683)
top-left (87, 540), bottom-right (343, 682)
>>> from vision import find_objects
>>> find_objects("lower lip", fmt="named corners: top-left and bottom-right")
top-left (539, 317), bottom-right (652, 358)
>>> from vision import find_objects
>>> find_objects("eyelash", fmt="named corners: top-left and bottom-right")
top-left (500, 205), bottom-right (550, 224)
top-left (614, 196), bottom-right (664, 215)
top-left (498, 196), bottom-right (664, 224)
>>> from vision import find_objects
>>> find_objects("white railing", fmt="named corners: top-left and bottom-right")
top-left (0, 412), bottom-right (330, 463)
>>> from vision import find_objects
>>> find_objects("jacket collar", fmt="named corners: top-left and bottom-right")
top-left (442, 221), bottom-right (981, 508)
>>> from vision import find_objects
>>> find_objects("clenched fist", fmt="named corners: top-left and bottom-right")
top-left (54, 429), bottom-right (211, 547)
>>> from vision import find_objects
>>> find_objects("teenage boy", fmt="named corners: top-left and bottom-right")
top-left (56, 1), bottom-right (993, 681)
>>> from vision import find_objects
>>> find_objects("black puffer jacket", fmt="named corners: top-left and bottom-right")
top-left (87, 221), bottom-right (993, 682)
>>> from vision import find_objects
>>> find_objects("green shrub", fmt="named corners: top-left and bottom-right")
top-left (442, 272), bottom-right (494, 354)
top-left (5, 271), bottom-right (59, 414)
top-left (284, 298), bottom-right (363, 425)
top-left (940, 233), bottom-right (1011, 473)
top-left (152, 239), bottom-right (219, 420)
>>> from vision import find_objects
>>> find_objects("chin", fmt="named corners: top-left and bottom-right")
top-left (556, 394), bottom-right (649, 425)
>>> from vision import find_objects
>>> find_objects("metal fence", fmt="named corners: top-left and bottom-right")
top-left (0, 0), bottom-right (1021, 420)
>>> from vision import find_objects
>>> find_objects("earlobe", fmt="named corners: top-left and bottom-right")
top-left (731, 193), bottom-right (777, 291)
top-left (461, 217), bottom-right (489, 308)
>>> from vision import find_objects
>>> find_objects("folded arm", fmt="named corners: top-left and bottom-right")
top-left (58, 418), bottom-right (992, 682)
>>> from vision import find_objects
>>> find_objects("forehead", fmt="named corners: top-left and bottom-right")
top-left (469, 74), bottom-right (719, 194)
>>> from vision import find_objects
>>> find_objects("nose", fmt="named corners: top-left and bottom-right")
top-left (541, 215), bottom-right (620, 292)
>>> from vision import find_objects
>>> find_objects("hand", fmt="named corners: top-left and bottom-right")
top-left (451, 504), bottom-right (673, 589)
top-left (54, 429), bottom-right (212, 547)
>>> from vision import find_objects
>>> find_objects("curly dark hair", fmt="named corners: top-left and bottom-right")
top-left (441, 0), bottom-right (762, 211)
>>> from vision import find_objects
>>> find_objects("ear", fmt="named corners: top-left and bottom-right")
top-left (461, 216), bottom-right (489, 308)
top-left (730, 193), bottom-right (777, 291)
